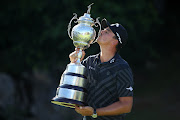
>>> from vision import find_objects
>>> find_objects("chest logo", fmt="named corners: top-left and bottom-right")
top-left (89, 66), bottom-right (95, 70)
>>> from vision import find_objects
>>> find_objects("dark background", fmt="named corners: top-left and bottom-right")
top-left (0, 0), bottom-right (179, 120)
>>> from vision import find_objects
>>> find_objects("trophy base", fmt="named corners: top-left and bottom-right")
top-left (51, 97), bottom-right (87, 109)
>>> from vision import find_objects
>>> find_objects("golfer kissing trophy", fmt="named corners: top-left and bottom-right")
top-left (51, 3), bottom-right (101, 108)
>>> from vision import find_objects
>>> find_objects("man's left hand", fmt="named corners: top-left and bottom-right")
top-left (75, 106), bottom-right (94, 116)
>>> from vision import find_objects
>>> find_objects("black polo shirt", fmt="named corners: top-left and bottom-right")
top-left (81, 53), bottom-right (134, 120)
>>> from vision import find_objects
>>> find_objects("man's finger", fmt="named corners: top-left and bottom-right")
top-left (75, 48), bottom-right (80, 51)
top-left (75, 106), bottom-right (81, 113)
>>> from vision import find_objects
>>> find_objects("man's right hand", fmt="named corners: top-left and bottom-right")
top-left (69, 48), bottom-right (85, 63)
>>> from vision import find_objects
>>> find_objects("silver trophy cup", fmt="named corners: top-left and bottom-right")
top-left (51, 3), bottom-right (101, 108)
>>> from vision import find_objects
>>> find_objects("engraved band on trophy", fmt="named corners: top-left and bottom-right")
top-left (51, 3), bottom-right (101, 108)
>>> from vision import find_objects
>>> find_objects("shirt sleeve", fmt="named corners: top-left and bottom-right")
top-left (116, 67), bottom-right (134, 97)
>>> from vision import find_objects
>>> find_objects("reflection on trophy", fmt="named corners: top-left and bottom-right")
top-left (51, 3), bottom-right (101, 108)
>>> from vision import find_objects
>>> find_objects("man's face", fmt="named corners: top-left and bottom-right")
top-left (97, 27), bottom-right (117, 45)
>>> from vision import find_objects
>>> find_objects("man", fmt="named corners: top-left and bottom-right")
top-left (69, 18), bottom-right (134, 120)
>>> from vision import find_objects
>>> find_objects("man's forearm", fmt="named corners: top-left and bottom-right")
top-left (96, 97), bottom-right (133, 116)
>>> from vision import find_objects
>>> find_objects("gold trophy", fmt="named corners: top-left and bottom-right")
top-left (51, 3), bottom-right (101, 108)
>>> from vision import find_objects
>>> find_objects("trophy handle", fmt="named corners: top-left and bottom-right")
top-left (91, 17), bottom-right (101, 44)
top-left (68, 13), bottom-right (78, 40)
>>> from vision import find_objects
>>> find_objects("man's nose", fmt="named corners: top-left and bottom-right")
top-left (101, 29), bottom-right (105, 34)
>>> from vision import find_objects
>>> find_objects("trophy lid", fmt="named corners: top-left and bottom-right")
top-left (77, 3), bottom-right (95, 25)
top-left (78, 13), bottom-right (94, 25)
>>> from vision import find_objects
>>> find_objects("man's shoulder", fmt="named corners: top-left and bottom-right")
top-left (84, 53), bottom-right (99, 61)
top-left (89, 53), bottom-right (99, 58)
top-left (115, 55), bottom-right (131, 69)
top-left (81, 53), bottom-right (99, 66)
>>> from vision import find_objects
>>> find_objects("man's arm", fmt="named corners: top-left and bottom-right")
top-left (75, 96), bottom-right (133, 116)
top-left (96, 96), bottom-right (133, 116)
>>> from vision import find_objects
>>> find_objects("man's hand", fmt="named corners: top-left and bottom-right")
top-left (69, 48), bottom-right (85, 63)
top-left (75, 106), bottom-right (94, 116)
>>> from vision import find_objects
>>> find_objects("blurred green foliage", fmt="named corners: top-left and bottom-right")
top-left (0, 0), bottom-right (179, 75)
top-left (0, 1), bottom-right (180, 120)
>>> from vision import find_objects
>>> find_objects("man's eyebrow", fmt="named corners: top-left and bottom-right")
top-left (105, 27), bottom-right (111, 32)
top-left (107, 28), bottom-right (111, 31)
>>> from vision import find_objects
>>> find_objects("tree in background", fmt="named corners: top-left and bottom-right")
top-left (0, 0), bottom-right (179, 75)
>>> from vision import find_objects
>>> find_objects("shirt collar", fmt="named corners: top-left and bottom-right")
top-left (108, 53), bottom-right (119, 64)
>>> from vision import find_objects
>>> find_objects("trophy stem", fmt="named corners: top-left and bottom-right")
top-left (76, 48), bottom-right (83, 64)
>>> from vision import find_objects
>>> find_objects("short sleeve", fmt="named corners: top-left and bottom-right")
top-left (116, 68), bottom-right (134, 97)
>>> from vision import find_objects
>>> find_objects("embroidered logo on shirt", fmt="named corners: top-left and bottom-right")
top-left (126, 86), bottom-right (133, 91)
top-left (110, 58), bottom-right (115, 63)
